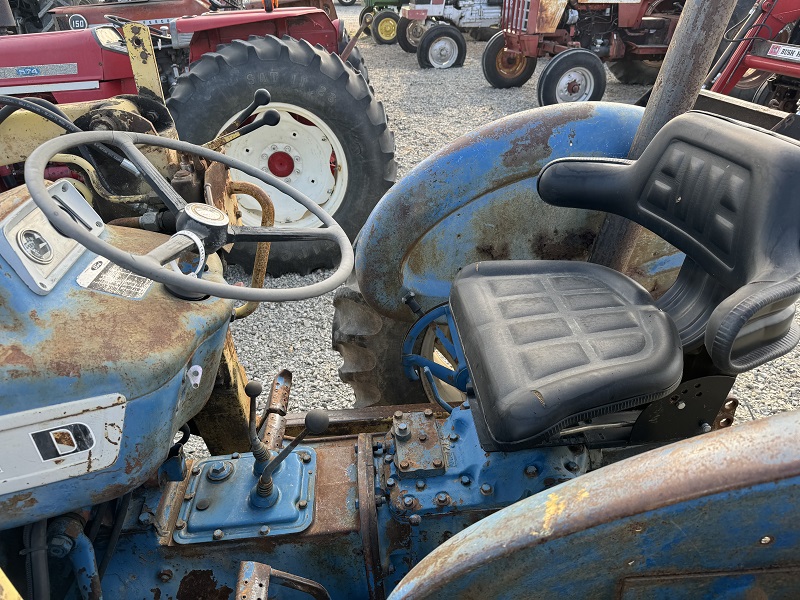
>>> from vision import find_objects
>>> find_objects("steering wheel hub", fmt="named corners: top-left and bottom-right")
top-left (184, 203), bottom-right (230, 228)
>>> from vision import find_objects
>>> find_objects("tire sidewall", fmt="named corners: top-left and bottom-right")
top-left (481, 31), bottom-right (536, 88)
top-left (537, 50), bottom-right (606, 106)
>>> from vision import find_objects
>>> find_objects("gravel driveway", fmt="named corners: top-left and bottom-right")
top-left (201, 4), bottom-right (800, 455)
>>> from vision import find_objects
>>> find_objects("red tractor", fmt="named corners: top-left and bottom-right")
top-left (481, 0), bottom-right (749, 105)
top-left (0, 7), bottom-right (396, 274)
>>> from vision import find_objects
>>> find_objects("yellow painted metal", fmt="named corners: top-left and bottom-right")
top-left (0, 567), bottom-right (23, 600)
top-left (122, 22), bottom-right (166, 103)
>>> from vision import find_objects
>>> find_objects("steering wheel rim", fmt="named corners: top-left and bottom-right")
top-left (104, 14), bottom-right (171, 40)
top-left (24, 130), bottom-right (354, 302)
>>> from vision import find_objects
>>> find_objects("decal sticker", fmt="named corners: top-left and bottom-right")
top-left (77, 256), bottom-right (152, 298)
top-left (68, 14), bottom-right (88, 30)
top-left (0, 63), bottom-right (78, 79)
top-left (30, 423), bottom-right (95, 461)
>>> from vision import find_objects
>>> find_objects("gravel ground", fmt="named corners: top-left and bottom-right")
top-left (189, 5), bottom-right (800, 456)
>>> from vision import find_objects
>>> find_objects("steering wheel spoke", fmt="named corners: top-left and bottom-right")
top-left (115, 137), bottom-right (187, 214)
top-left (146, 233), bottom-right (200, 266)
top-left (228, 225), bottom-right (341, 244)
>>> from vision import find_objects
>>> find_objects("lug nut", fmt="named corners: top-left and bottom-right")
top-left (480, 483), bottom-right (493, 496)
top-left (212, 529), bottom-right (224, 541)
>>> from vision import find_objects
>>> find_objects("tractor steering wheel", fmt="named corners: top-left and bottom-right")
top-left (104, 14), bottom-right (171, 40)
top-left (24, 131), bottom-right (354, 302)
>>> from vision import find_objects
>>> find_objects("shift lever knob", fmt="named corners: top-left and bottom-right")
top-left (305, 409), bottom-right (329, 436)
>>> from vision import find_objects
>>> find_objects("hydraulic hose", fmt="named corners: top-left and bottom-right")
top-left (98, 493), bottom-right (131, 580)
top-left (23, 520), bottom-right (50, 600)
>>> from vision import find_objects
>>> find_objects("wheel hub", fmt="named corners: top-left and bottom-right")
top-left (264, 148), bottom-right (298, 180)
top-left (556, 67), bottom-right (594, 102)
top-left (378, 19), bottom-right (397, 39)
top-left (430, 37), bottom-right (458, 68)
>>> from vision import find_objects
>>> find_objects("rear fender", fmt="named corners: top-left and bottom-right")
top-left (355, 102), bottom-right (646, 321)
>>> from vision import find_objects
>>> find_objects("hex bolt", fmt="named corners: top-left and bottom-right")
top-left (384, 454), bottom-right (394, 464)
top-left (435, 492), bottom-right (450, 506)
top-left (480, 483), bottom-right (493, 496)
top-left (409, 514), bottom-right (422, 526)
top-left (400, 460), bottom-right (410, 470)
top-left (760, 535), bottom-right (774, 545)
top-left (183, 492), bottom-right (195, 501)
top-left (386, 477), bottom-right (396, 488)
top-left (416, 480), bottom-right (426, 491)
top-left (191, 466), bottom-right (201, 475)
top-left (460, 475), bottom-right (471, 486)
top-left (48, 535), bottom-right (74, 558)
top-left (524, 465), bottom-right (539, 478)
top-left (138, 512), bottom-right (154, 527)
top-left (232, 452), bottom-right (240, 459)
top-left (394, 411), bottom-right (404, 420)
top-left (676, 401), bottom-right (686, 410)
top-left (449, 433), bottom-right (459, 442)
top-left (175, 519), bottom-right (186, 530)
top-left (259, 525), bottom-right (270, 536)
top-left (423, 408), bottom-right (434, 418)
top-left (565, 461), bottom-right (579, 473)
top-left (397, 423), bottom-right (409, 433)
top-left (403, 496), bottom-right (415, 508)
top-left (298, 500), bottom-right (308, 510)
top-left (433, 459), bottom-right (443, 468)
top-left (419, 432), bottom-right (428, 442)
top-left (158, 569), bottom-right (173, 583)
top-left (701, 422), bottom-right (712, 433)
top-left (212, 529), bottom-right (224, 541)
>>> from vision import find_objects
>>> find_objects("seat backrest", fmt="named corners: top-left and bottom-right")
top-left (537, 111), bottom-right (800, 373)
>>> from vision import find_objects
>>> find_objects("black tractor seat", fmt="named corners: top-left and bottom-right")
top-left (451, 111), bottom-right (800, 451)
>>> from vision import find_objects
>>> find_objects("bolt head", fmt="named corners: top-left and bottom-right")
top-left (416, 480), bottom-right (426, 490)
top-left (175, 519), bottom-right (186, 530)
top-left (403, 496), bottom-right (415, 508)
top-left (284, 145), bottom-right (291, 152)
top-left (259, 525), bottom-right (270, 536)
top-left (419, 432), bottom-right (428, 441)
top-left (138, 512), bottom-right (153, 526)
top-left (565, 461), bottom-right (579, 473)
top-left (184, 492), bottom-right (195, 501)
top-left (423, 408), bottom-right (433, 418)
top-left (449, 433), bottom-right (459, 442)
top-left (384, 454), bottom-right (394, 464)
top-left (386, 477), bottom-right (396, 488)
top-left (298, 500), bottom-right (308, 509)
top-left (436, 492), bottom-right (449, 504)
top-left (260, 153), bottom-right (268, 159)
top-left (524, 465), bottom-right (539, 478)
top-left (212, 529), bottom-right (224, 541)
top-left (400, 460), bottom-right (410, 469)
top-left (271, 144), bottom-right (278, 150)
top-left (375, 496), bottom-right (385, 507)
top-left (432, 459), bottom-right (443, 468)
top-left (232, 452), bottom-right (240, 459)
top-left (397, 423), bottom-right (408, 432)
top-left (158, 569), bottom-right (173, 583)
top-left (210, 461), bottom-right (224, 474)
top-left (301, 452), bottom-right (312, 464)
top-left (191, 466), bottom-right (201, 475)
top-left (48, 536), bottom-right (73, 558)
top-left (409, 514), bottom-right (421, 526)
top-left (460, 475), bottom-right (471, 486)
top-left (394, 411), bottom-right (404, 420)
top-left (701, 422), bottom-right (712, 433)
top-left (480, 483), bottom-right (493, 495)
top-left (677, 401), bottom-right (686, 410)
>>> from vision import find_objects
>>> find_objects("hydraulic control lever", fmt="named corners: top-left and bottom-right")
top-left (250, 410), bottom-right (329, 508)
top-left (204, 88), bottom-right (280, 151)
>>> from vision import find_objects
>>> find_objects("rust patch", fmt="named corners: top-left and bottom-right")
top-left (0, 492), bottom-right (38, 521)
top-left (52, 430), bottom-right (76, 448)
top-left (533, 228), bottom-right (598, 261)
top-left (176, 569), bottom-right (233, 600)
top-left (151, 588), bottom-right (162, 600)
top-left (476, 242), bottom-right (511, 261)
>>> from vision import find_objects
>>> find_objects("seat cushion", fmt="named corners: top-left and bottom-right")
top-left (450, 260), bottom-right (683, 450)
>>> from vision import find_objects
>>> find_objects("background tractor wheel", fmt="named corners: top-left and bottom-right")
top-left (397, 17), bottom-right (426, 53)
top-left (482, 31), bottom-right (536, 88)
top-left (417, 24), bottom-right (467, 69)
top-left (167, 36), bottom-right (396, 275)
top-left (537, 49), bottom-right (606, 106)
top-left (359, 6), bottom-right (373, 35)
top-left (371, 10), bottom-right (400, 44)
top-left (338, 0), bottom-right (358, 6)
top-left (333, 279), bottom-right (443, 408)
top-left (608, 57), bottom-right (662, 85)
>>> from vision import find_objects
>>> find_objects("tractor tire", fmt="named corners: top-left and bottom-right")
top-left (482, 31), bottom-right (536, 89)
top-left (359, 6), bottom-right (373, 36)
top-left (332, 279), bottom-right (428, 407)
top-left (397, 17), bottom-right (425, 53)
top-left (339, 32), bottom-right (371, 83)
top-left (167, 36), bottom-right (396, 275)
top-left (372, 10), bottom-right (400, 44)
top-left (338, 0), bottom-right (358, 5)
top-left (417, 24), bottom-right (467, 69)
top-left (536, 49), bottom-right (606, 106)
top-left (608, 57), bottom-right (661, 85)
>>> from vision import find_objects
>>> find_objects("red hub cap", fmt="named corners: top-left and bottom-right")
top-left (268, 151), bottom-right (295, 178)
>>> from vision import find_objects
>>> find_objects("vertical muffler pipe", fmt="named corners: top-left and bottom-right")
top-left (0, 0), bottom-right (15, 31)
top-left (589, 0), bottom-right (740, 271)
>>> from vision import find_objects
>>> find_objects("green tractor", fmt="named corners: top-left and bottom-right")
top-left (352, 0), bottom-right (407, 45)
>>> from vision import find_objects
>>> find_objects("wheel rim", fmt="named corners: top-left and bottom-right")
top-left (555, 66), bottom-right (595, 102)
top-left (428, 36), bottom-right (459, 69)
top-left (219, 102), bottom-right (348, 229)
top-left (419, 324), bottom-right (466, 406)
top-left (377, 18), bottom-right (397, 41)
top-left (495, 48), bottom-right (527, 78)
top-left (407, 21), bottom-right (426, 46)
